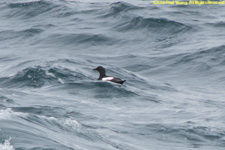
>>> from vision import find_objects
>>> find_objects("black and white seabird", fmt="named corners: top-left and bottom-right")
top-left (93, 66), bottom-right (126, 85)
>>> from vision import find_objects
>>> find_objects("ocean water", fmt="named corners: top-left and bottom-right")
top-left (1, 0), bottom-right (225, 149)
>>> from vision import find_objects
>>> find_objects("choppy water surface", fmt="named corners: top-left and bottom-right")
top-left (1, 0), bottom-right (225, 149)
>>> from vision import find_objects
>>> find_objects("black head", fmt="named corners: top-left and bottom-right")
top-left (93, 66), bottom-right (106, 78)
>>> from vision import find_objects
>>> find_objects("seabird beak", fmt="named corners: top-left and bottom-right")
top-left (93, 68), bottom-right (97, 70)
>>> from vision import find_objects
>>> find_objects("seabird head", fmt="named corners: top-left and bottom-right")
top-left (93, 66), bottom-right (106, 78)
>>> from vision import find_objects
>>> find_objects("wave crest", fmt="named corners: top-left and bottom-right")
top-left (114, 16), bottom-right (192, 34)
top-left (0, 66), bottom-right (89, 88)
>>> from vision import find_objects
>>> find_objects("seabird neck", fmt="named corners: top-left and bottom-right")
top-left (98, 70), bottom-right (106, 79)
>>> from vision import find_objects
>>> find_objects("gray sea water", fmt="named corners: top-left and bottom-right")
top-left (1, 0), bottom-right (225, 149)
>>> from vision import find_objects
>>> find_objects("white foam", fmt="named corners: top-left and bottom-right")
top-left (63, 118), bottom-right (80, 129)
top-left (57, 78), bottom-right (64, 84)
top-left (0, 109), bottom-right (13, 119)
top-left (0, 108), bottom-right (28, 120)
top-left (45, 70), bottom-right (65, 84)
top-left (41, 116), bottom-right (80, 130)
top-left (45, 70), bottom-right (56, 78)
top-left (0, 138), bottom-right (15, 150)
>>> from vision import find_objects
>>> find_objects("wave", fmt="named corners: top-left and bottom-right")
top-left (11, 106), bottom-right (66, 118)
top-left (5, 0), bottom-right (103, 20)
top-left (0, 96), bottom-right (15, 109)
top-left (6, 0), bottom-right (61, 19)
top-left (0, 66), bottom-right (90, 88)
top-left (63, 81), bottom-right (138, 99)
top-left (171, 45), bottom-right (225, 69)
top-left (138, 44), bottom-right (225, 81)
top-left (0, 96), bottom-right (14, 104)
top-left (40, 33), bottom-right (117, 47)
top-left (207, 21), bottom-right (225, 28)
top-left (0, 30), bottom-right (21, 42)
top-left (1, 108), bottom-right (125, 150)
top-left (102, 1), bottom-right (142, 17)
top-left (8, 0), bottom-right (50, 8)
top-left (114, 15), bottom-right (192, 34)
top-left (133, 123), bottom-right (225, 147)
top-left (0, 28), bottom-right (43, 43)
top-left (0, 108), bottom-right (81, 132)
top-left (0, 108), bottom-right (80, 150)
top-left (19, 28), bottom-right (44, 37)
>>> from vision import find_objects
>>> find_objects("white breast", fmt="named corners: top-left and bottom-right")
top-left (102, 77), bottom-right (114, 81)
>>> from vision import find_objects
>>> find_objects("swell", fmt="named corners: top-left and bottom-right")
top-left (98, 2), bottom-right (193, 34)
top-left (102, 1), bottom-right (143, 17)
top-left (4, 0), bottom-right (100, 19)
top-left (0, 108), bottom-right (136, 150)
top-left (137, 45), bottom-right (225, 81)
top-left (6, 0), bottom-right (61, 19)
top-left (11, 106), bottom-right (66, 118)
top-left (133, 123), bottom-right (225, 147)
top-left (8, 0), bottom-right (51, 8)
top-left (0, 66), bottom-right (90, 88)
top-left (170, 45), bottom-right (225, 72)
top-left (0, 28), bottom-right (44, 44)
top-left (113, 16), bottom-right (192, 34)
top-left (64, 81), bottom-right (138, 99)
top-left (39, 33), bottom-right (118, 47)
top-left (0, 95), bottom-right (14, 104)
top-left (0, 108), bottom-right (77, 150)
top-left (207, 21), bottom-right (225, 28)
